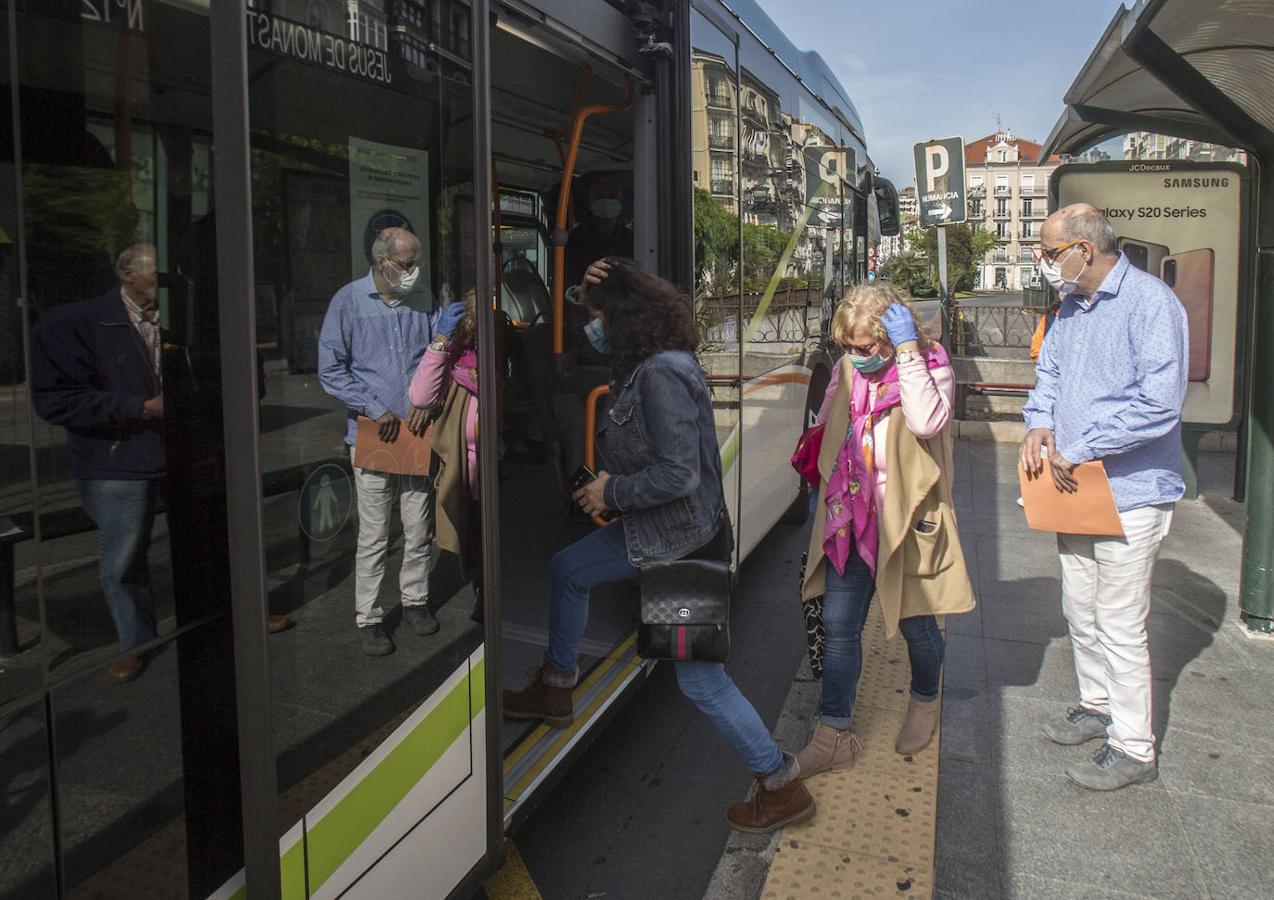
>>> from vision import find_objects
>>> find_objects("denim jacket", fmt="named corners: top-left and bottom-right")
top-left (599, 350), bottom-right (727, 565)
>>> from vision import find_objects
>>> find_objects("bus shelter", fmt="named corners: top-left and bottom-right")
top-left (1040, 0), bottom-right (1274, 635)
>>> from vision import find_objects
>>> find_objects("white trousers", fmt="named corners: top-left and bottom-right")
top-left (351, 448), bottom-right (435, 627)
top-left (1057, 503), bottom-right (1173, 763)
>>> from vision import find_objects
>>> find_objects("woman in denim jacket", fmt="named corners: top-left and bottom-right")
top-left (504, 258), bottom-right (815, 833)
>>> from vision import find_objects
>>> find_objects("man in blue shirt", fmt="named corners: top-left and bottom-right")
top-left (319, 227), bottom-right (438, 656)
top-left (1021, 203), bottom-right (1187, 791)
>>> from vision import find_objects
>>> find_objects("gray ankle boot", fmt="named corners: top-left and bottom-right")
top-left (895, 697), bottom-right (940, 754)
top-left (795, 722), bottom-right (862, 778)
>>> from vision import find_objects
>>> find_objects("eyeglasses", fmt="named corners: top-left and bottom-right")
top-left (1039, 240), bottom-right (1082, 263)
top-left (843, 342), bottom-right (878, 358)
top-left (383, 258), bottom-right (418, 275)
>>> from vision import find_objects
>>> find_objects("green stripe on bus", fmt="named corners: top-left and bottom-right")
top-left (221, 655), bottom-right (484, 899)
top-left (304, 665), bottom-right (476, 893)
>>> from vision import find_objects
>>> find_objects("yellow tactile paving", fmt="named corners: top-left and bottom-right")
top-left (762, 604), bottom-right (941, 900)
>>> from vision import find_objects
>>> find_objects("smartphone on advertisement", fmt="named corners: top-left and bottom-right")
top-left (1118, 237), bottom-right (1170, 275)
top-left (1161, 249), bottom-right (1215, 383)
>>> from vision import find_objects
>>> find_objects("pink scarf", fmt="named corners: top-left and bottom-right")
top-left (822, 343), bottom-right (950, 577)
top-left (450, 348), bottom-right (478, 397)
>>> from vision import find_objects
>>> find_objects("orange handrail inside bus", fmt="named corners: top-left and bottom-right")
top-left (582, 384), bottom-right (611, 527)
top-left (552, 74), bottom-right (635, 355)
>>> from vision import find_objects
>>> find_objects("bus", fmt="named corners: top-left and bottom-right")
top-left (0, 1), bottom-right (897, 897)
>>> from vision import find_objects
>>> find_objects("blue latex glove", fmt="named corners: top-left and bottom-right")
top-left (435, 301), bottom-right (467, 339)
top-left (881, 302), bottom-right (919, 346)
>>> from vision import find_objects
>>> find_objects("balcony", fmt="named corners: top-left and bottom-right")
top-left (1018, 231), bottom-right (1040, 242)
top-left (968, 184), bottom-right (986, 198)
top-left (993, 209), bottom-right (1012, 220)
top-left (996, 231), bottom-right (1012, 242)
top-left (1019, 186), bottom-right (1048, 197)
top-left (740, 150), bottom-right (770, 167)
top-left (707, 91), bottom-right (733, 109)
top-left (708, 133), bottom-right (734, 150)
top-left (1020, 206), bottom-right (1046, 219)
top-left (711, 178), bottom-right (735, 196)
top-left (993, 185), bottom-right (1012, 197)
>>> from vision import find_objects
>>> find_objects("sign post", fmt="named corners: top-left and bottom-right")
top-left (913, 137), bottom-right (967, 348)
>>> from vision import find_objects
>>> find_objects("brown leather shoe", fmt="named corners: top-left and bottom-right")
top-left (502, 668), bottom-right (574, 728)
top-left (726, 776), bottom-right (816, 834)
top-left (268, 615), bottom-right (294, 634)
top-left (105, 657), bottom-right (145, 684)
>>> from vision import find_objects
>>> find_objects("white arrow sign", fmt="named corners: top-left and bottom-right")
top-left (930, 203), bottom-right (953, 221)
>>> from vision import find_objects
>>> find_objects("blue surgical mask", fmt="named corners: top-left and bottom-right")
top-left (850, 352), bottom-right (888, 373)
top-left (590, 199), bottom-right (622, 220)
top-left (584, 317), bottom-right (609, 354)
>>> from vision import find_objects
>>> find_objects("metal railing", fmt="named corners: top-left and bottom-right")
top-left (1018, 231), bottom-right (1040, 241)
top-left (1020, 206), bottom-right (1046, 218)
top-left (707, 92), bottom-right (733, 108)
top-left (708, 133), bottom-right (734, 150)
top-left (711, 178), bottom-right (735, 195)
top-left (993, 186), bottom-right (1012, 196)
top-left (993, 209), bottom-right (1012, 219)
top-left (1019, 186), bottom-right (1047, 197)
top-left (950, 305), bottom-right (1043, 354)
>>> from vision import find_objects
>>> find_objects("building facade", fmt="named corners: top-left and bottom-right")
top-left (965, 129), bottom-right (1060, 291)
top-left (878, 185), bottom-right (916, 263)
top-left (1123, 132), bottom-right (1248, 164)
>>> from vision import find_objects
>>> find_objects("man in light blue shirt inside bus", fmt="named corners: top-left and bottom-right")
top-left (319, 226), bottom-right (438, 657)
top-left (1020, 203), bottom-right (1188, 791)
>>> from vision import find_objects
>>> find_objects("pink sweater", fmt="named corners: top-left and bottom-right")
top-left (817, 355), bottom-right (954, 511)
top-left (409, 347), bottom-right (479, 499)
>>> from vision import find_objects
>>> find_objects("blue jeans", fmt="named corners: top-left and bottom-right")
top-left (547, 521), bottom-right (784, 776)
top-left (77, 479), bottom-right (160, 653)
top-left (819, 547), bottom-right (945, 730)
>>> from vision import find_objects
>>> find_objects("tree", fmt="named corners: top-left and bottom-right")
top-left (920, 222), bottom-right (997, 296)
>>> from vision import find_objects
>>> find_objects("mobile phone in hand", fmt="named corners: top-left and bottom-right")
top-left (569, 464), bottom-right (597, 494)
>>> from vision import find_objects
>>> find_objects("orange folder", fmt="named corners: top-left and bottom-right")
top-left (1018, 460), bottom-right (1124, 537)
top-left (353, 415), bottom-right (433, 476)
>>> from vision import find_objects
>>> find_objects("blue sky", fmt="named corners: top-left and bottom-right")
top-left (760, 0), bottom-right (1127, 187)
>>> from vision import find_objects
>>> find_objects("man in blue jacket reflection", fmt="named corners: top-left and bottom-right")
top-left (31, 244), bottom-right (165, 684)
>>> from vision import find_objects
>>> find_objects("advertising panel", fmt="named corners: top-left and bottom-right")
top-left (348, 137), bottom-right (430, 294)
top-left (1053, 161), bottom-right (1249, 427)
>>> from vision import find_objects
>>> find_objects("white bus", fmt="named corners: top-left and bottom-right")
top-left (0, 1), bottom-right (898, 897)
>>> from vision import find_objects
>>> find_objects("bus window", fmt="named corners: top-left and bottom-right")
top-left (245, 4), bottom-right (485, 894)
top-left (691, 8), bottom-right (743, 543)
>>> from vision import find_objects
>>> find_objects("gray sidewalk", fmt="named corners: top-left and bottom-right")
top-left (937, 440), bottom-right (1272, 899)
top-left (705, 437), bottom-right (1271, 900)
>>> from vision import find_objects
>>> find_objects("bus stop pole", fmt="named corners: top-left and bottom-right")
top-left (937, 225), bottom-right (951, 348)
top-left (1240, 168), bottom-right (1274, 633)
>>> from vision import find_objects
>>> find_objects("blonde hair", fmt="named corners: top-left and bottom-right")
top-left (830, 283), bottom-right (930, 352)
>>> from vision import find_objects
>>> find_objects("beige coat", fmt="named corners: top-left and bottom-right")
top-left (802, 358), bottom-right (976, 639)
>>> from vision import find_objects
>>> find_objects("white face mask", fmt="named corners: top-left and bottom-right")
top-left (382, 259), bottom-right (420, 294)
top-left (1038, 245), bottom-right (1087, 296)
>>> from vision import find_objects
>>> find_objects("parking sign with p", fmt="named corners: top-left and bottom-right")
top-left (913, 137), bottom-right (967, 227)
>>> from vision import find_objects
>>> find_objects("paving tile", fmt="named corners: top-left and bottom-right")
top-left (762, 839), bottom-right (931, 900)
top-left (933, 759), bottom-right (1001, 899)
top-left (1001, 873), bottom-right (1160, 899)
top-left (977, 593), bottom-right (1068, 646)
top-left (995, 770), bottom-right (1203, 898)
top-left (984, 637), bottom-right (1077, 701)
top-left (942, 633), bottom-right (987, 691)
top-left (1158, 719), bottom-right (1274, 807)
top-left (1168, 793), bottom-right (1274, 898)
top-left (937, 687), bottom-right (993, 764)
top-left (989, 695), bottom-right (1108, 779)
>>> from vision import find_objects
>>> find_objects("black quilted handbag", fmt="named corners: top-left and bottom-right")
top-left (637, 557), bottom-right (732, 663)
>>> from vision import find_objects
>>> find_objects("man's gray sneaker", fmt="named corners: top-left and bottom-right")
top-left (404, 605), bottom-right (440, 636)
top-left (1066, 742), bottom-right (1158, 791)
top-left (359, 622), bottom-right (395, 656)
top-left (1042, 705), bottom-right (1111, 745)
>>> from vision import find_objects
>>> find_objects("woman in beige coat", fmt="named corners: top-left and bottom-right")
top-left (796, 284), bottom-right (975, 776)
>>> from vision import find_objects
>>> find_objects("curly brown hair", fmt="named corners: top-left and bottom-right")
top-left (585, 258), bottom-right (698, 380)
